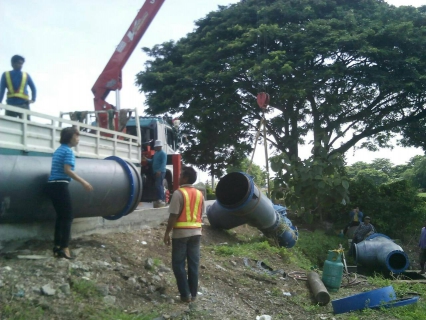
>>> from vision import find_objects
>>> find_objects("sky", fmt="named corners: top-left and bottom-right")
top-left (1, 0), bottom-right (425, 182)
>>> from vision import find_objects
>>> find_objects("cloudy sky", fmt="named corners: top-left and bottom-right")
top-left (1, 0), bottom-right (425, 178)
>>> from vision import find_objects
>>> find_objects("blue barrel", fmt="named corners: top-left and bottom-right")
top-left (322, 250), bottom-right (344, 292)
top-left (354, 233), bottom-right (409, 274)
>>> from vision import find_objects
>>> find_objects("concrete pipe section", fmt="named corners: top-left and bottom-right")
top-left (354, 233), bottom-right (409, 274)
top-left (207, 172), bottom-right (298, 248)
top-left (0, 155), bottom-right (142, 223)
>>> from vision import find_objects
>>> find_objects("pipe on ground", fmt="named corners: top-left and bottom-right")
top-left (354, 233), bottom-right (409, 274)
top-left (0, 155), bottom-right (142, 223)
top-left (307, 271), bottom-right (330, 306)
top-left (207, 172), bottom-right (298, 248)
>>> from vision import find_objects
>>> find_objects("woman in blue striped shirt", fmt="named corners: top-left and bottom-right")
top-left (46, 127), bottom-right (93, 259)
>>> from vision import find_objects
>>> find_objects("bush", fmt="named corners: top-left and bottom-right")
top-left (296, 230), bottom-right (344, 267)
top-left (335, 178), bottom-right (426, 241)
top-left (206, 192), bottom-right (216, 200)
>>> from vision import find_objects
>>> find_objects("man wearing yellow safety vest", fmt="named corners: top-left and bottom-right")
top-left (0, 55), bottom-right (37, 119)
top-left (163, 166), bottom-right (205, 303)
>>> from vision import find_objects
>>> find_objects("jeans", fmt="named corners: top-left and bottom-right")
top-left (45, 182), bottom-right (73, 248)
top-left (155, 172), bottom-right (166, 201)
top-left (172, 235), bottom-right (201, 299)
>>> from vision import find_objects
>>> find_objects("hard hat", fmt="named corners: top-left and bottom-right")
top-left (154, 140), bottom-right (162, 147)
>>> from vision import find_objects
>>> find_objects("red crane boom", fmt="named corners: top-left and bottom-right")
top-left (91, 0), bottom-right (165, 129)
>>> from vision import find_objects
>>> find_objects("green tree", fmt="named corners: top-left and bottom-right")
top-left (137, 0), bottom-right (426, 212)
top-left (370, 158), bottom-right (394, 176)
top-left (347, 178), bottom-right (425, 241)
top-left (346, 161), bottom-right (370, 179)
top-left (138, 0), bottom-right (426, 162)
top-left (409, 157), bottom-right (426, 189)
top-left (354, 168), bottom-right (390, 186)
top-left (227, 158), bottom-right (267, 187)
top-left (400, 118), bottom-right (426, 151)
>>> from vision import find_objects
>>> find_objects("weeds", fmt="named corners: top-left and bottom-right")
top-left (212, 241), bottom-right (280, 259)
top-left (153, 257), bottom-right (162, 267)
top-left (72, 279), bottom-right (102, 300)
top-left (1, 302), bottom-right (44, 320)
top-left (296, 230), bottom-right (344, 267)
top-left (74, 304), bottom-right (158, 320)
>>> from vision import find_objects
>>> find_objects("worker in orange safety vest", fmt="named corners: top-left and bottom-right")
top-left (163, 166), bottom-right (205, 303)
top-left (0, 55), bottom-right (36, 119)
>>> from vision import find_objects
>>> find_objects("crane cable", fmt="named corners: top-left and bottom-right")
top-left (248, 8), bottom-right (271, 197)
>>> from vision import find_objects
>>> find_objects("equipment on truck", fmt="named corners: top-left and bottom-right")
top-left (91, 0), bottom-right (165, 129)
top-left (89, 0), bottom-right (182, 201)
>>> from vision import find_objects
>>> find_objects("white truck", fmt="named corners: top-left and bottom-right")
top-left (0, 103), bottom-right (181, 202)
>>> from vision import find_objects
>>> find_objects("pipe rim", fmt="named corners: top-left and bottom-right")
top-left (103, 156), bottom-right (138, 220)
top-left (216, 172), bottom-right (254, 210)
top-left (386, 250), bottom-right (410, 274)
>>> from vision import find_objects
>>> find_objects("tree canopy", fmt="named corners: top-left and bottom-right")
top-left (137, 0), bottom-right (426, 167)
top-left (227, 158), bottom-right (267, 187)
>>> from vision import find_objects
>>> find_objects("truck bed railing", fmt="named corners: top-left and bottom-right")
top-left (0, 104), bottom-right (141, 164)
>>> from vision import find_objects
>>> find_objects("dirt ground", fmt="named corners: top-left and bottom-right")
top-left (0, 219), bottom-right (420, 320)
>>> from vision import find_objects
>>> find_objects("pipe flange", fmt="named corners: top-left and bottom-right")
top-left (103, 156), bottom-right (137, 221)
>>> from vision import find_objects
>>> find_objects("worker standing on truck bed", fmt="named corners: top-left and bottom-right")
top-left (144, 140), bottom-right (167, 208)
top-left (0, 55), bottom-right (37, 119)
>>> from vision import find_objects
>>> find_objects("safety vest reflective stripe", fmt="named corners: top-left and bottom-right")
top-left (175, 221), bottom-right (202, 227)
top-left (5, 72), bottom-right (29, 100)
top-left (174, 187), bottom-right (202, 228)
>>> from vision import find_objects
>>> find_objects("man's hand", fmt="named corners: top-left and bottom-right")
top-left (164, 233), bottom-right (171, 246)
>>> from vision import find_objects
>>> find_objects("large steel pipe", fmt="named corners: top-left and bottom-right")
top-left (0, 155), bottom-right (142, 223)
top-left (207, 172), bottom-right (298, 248)
top-left (354, 233), bottom-right (409, 274)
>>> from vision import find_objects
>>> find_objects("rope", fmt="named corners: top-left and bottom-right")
top-left (247, 119), bottom-right (263, 174)
top-left (263, 110), bottom-right (270, 197)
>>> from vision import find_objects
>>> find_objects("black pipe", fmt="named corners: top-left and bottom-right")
top-left (0, 155), bottom-right (142, 223)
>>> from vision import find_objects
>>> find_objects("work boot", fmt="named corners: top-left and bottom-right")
top-left (158, 201), bottom-right (166, 208)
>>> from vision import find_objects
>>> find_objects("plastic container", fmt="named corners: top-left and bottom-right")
top-left (332, 285), bottom-right (396, 314)
top-left (322, 250), bottom-right (344, 292)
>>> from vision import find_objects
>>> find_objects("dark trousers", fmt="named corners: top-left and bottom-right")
top-left (172, 235), bottom-right (201, 299)
top-left (46, 182), bottom-right (73, 248)
top-left (155, 172), bottom-right (166, 201)
top-left (5, 101), bottom-right (30, 120)
top-left (420, 248), bottom-right (426, 271)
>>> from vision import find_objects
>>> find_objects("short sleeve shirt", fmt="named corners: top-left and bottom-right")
top-left (48, 144), bottom-right (75, 181)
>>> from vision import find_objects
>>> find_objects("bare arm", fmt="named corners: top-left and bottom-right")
top-left (64, 164), bottom-right (93, 191)
top-left (163, 214), bottom-right (179, 245)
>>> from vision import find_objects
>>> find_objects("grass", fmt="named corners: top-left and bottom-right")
top-left (153, 257), bottom-right (162, 267)
top-left (85, 308), bottom-right (158, 320)
top-left (72, 279), bottom-right (102, 300)
top-left (367, 274), bottom-right (426, 320)
top-left (1, 302), bottom-right (44, 320)
top-left (212, 228), bottom-right (426, 319)
top-left (212, 240), bottom-right (279, 258)
top-left (418, 193), bottom-right (426, 198)
top-left (296, 229), bottom-right (345, 267)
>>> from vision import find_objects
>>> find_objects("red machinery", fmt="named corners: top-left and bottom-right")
top-left (91, 0), bottom-right (165, 130)
top-left (91, 0), bottom-right (182, 199)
